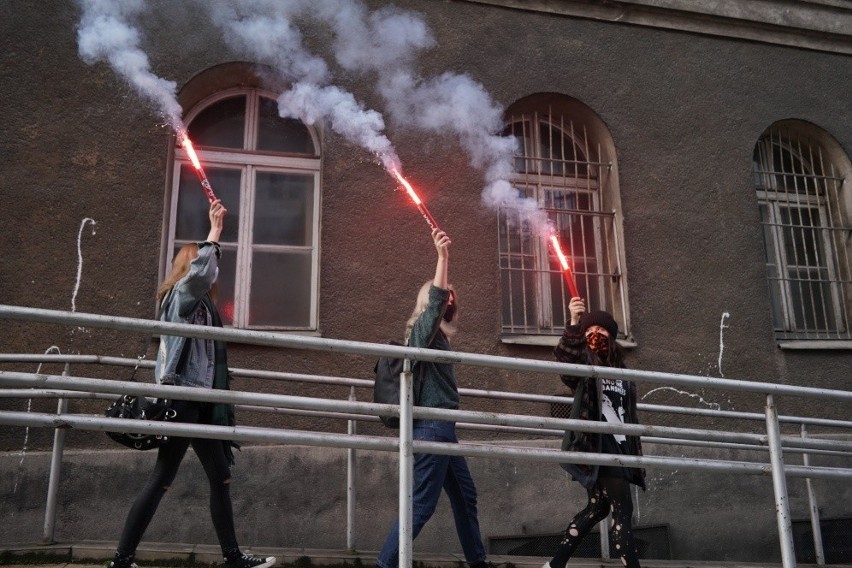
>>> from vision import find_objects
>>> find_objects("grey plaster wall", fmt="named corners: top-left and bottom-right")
top-left (2, 0), bottom-right (849, 445)
top-left (0, 0), bottom-right (850, 560)
top-left (2, 442), bottom-right (850, 562)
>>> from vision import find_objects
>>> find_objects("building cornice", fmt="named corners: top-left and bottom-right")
top-left (458, 0), bottom-right (852, 55)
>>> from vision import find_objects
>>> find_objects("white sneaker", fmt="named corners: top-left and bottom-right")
top-left (222, 554), bottom-right (276, 568)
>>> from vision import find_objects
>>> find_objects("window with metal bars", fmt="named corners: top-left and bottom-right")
top-left (165, 88), bottom-right (321, 330)
top-left (753, 123), bottom-right (851, 342)
top-left (499, 96), bottom-right (629, 340)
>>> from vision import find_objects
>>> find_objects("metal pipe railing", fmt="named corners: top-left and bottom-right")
top-left (801, 425), bottom-right (826, 566)
top-left (2, 304), bottom-right (850, 565)
top-left (3, 388), bottom-right (851, 459)
top-left (398, 359), bottom-right (414, 567)
top-left (5, 353), bottom-right (851, 430)
top-left (766, 395), bottom-right (796, 568)
top-left (1, 305), bottom-right (849, 402)
top-left (346, 386), bottom-right (357, 552)
top-left (1, 410), bottom-right (849, 482)
top-left (42, 363), bottom-right (70, 544)
top-left (3, 370), bottom-right (849, 456)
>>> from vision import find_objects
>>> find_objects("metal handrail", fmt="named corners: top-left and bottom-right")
top-left (1, 304), bottom-right (850, 568)
top-left (3, 353), bottom-right (851, 429)
top-left (2, 388), bottom-right (850, 458)
top-left (2, 411), bottom-right (849, 482)
top-left (3, 370), bottom-right (850, 454)
top-left (0, 305), bottom-right (849, 402)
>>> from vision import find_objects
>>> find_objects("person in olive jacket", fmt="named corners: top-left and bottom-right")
top-left (544, 297), bottom-right (646, 568)
top-left (376, 228), bottom-right (495, 568)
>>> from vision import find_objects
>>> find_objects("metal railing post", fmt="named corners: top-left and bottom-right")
top-left (399, 359), bottom-right (415, 567)
top-left (766, 394), bottom-right (797, 568)
top-left (801, 425), bottom-right (825, 565)
top-left (42, 363), bottom-right (71, 544)
top-left (599, 517), bottom-right (610, 559)
top-left (346, 386), bottom-right (357, 552)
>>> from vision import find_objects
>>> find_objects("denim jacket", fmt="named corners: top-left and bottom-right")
top-left (154, 242), bottom-right (220, 389)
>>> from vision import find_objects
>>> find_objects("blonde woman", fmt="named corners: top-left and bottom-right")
top-left (109, 200), bottom-right (274, 568)
top-left (376, 228), bottom-right (495, 568)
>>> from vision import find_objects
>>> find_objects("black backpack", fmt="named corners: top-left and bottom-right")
top-left (373, 340), bottom-right (424, 428)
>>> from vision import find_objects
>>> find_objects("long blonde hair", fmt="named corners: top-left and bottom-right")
top-left (404, 281), bottom-right (457, 342)
top-left (157, 243), bottom-right (218, 303)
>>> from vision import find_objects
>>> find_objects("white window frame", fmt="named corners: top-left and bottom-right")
top-left (165, 88), bottom-right (322, 331)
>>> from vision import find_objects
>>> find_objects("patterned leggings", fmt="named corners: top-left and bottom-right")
top-left (549, 476), bottom-right (640, 568)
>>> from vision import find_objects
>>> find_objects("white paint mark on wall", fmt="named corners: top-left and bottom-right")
top-left (718, 312), bottom-right (730, 377)
top-left (72, 218), bottom-right (97, 313)
top-left (642, 386), bottom-right (721, 411)
top-left (14, 346), bottom-right (62, 494)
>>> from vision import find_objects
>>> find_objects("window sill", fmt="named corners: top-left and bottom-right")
top-left (501, 334), bottom-right (638, 349)
top-left (778, 340), bottom-right (852, 350)
top-left (252, 329), bottom-right (322, 337)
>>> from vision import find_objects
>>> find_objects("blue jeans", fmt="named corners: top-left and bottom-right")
top-left (376, 420), bottom-right (487, 568)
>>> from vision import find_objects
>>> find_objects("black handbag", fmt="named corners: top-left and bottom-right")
top-left (105, 394), bottom-right (176, 450)
top-left (104, 338), bottom-right (177, 450)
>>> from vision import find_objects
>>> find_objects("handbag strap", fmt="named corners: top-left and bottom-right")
top-left (128, 335), bottom-right (156, 383)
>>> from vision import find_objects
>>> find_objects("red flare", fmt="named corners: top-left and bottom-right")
top-left (549, 234), bottom-right (580, 298)
top-left (390, 168), bottom-right (439, 230)
top-left (179, 132), bottom-right (217, 203)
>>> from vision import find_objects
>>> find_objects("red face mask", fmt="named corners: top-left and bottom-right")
top-left (586, 331), bottom-right (609, 355)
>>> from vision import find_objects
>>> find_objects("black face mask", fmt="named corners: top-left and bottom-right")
top-left (443, 303), bottom-right (456, 322)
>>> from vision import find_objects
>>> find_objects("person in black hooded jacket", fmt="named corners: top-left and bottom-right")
top-left (544, 297), bottom-right (646, 568)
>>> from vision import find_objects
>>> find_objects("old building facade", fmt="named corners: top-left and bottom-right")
top-left (1, 0), bottom-right (850, 562)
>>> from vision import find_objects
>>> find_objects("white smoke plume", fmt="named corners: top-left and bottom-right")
top-left (76, 0), bottom-right (548, 230)
top-left (204, 0), bottom-right (329, 86)
top-left (76, 0), bottom-right (184, 131)
top-left (205, 0), bottom-right (546, 229)
top-left (377, 70), bottom-right (539, 220)
top-left (278, 83), bottom-right (400, 171)
top-left (205, 0), bottom-right (401, 170)
top-left (309, 1), bottom-right (545, 228)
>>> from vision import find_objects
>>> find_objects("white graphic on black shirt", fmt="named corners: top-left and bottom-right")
top-left (601, 378), bottom-right (627, 444)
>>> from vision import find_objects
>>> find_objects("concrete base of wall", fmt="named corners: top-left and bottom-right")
top-left (2, 439), bottom-right (849, 563)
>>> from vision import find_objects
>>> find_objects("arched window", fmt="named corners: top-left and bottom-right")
top-left (499, 94), bottom-right (630, 342)
top-left (165, 87), bottom-right (321, 330)
top-left (753, 121), bottom-right (851, 343)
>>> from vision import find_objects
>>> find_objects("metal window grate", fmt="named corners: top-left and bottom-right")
top-left (753, 126), bottom-right (851, 340)
top-left (499, 109), bottom-right (627, 337)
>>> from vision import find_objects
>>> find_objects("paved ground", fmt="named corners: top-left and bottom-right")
top-left (1, 542), bottom-right (849, 568)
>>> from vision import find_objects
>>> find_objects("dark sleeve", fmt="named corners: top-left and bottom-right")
top-left (554, 323), bottom-right (586, 391)
top-left (408, 285), bottom-right (450, 349)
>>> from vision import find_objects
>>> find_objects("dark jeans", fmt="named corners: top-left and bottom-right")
top-left (549, 476), bottom-right (640, 568)
top-left (377, 420), bottom-right (487, 568)
top-left (116, 400), bottom-right (238, 557)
